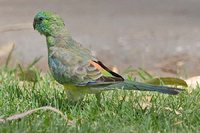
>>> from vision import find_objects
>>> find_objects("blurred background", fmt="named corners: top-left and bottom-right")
top-left (1, 0), bottom-right (200, 77)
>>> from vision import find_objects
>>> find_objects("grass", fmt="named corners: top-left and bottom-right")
top-left (0, 67), bottom-right (200, 133)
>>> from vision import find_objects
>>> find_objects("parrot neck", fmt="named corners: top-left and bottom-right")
top-left (46, 28), bottom-right (73, 48)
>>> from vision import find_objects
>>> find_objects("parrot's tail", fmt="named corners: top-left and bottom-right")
top-left (103, 80), bottom-right (184, 95)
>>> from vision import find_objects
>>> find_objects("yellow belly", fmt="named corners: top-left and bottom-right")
top-left (63, 83), bottom-right (101, 101)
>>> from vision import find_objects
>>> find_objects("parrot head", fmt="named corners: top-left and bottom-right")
top-left (33, 11), bottom-right (65, 36)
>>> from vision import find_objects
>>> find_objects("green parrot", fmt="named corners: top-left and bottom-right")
top-left (33, 11), bottom-right (183, 101)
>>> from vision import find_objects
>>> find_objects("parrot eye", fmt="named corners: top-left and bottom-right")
top-left (38, 17), bottom-right (44, 22)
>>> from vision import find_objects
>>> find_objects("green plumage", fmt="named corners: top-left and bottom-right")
top-left (33, 11), bottom-right (184, 101)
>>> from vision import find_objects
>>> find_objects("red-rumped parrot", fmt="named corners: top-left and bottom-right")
top-left (33, 11), bottom-right (183, 101)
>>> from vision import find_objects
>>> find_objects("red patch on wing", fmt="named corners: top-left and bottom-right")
top-left (89, 60), bottom-right (124, 82)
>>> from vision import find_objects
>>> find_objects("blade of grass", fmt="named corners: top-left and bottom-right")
top-left (5, 43), bottom-right (15, 68)
top-left (137, 68), bottom-right (153, 80)
top-left (27, 56), bottom-right (42, 69)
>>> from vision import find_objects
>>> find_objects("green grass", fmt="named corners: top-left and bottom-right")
top-left (0, 67), bottom-right (200, 133)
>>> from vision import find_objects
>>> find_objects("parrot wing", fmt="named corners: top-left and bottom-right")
top-left (77, 60), bottom-right (124, 86)
top-left (49, 46), bottom-right (124, 86)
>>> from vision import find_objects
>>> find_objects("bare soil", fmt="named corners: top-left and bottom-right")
top-left (1, 0), bottom-right (200, 77)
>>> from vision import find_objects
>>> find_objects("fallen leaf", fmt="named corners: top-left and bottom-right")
top-left (164, 107), bottom-right (173, 111)
top-left (139, 95), bottom-right (152, 110)
top-left (185, 76), bottom-right (200, 89)
top-left (173, 121), bottom-right (183, 126)
top-left (175, 110), bottom-right (181, 115)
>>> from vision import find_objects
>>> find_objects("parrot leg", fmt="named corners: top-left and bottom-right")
top-left (65, 89), bottom-right (85, 102)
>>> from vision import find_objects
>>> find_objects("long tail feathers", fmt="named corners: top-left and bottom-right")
top-left (103, 80), bottom-right (184, 95)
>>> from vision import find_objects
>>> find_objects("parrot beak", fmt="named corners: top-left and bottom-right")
top-left (33, 19), bottom-right (36, 30)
